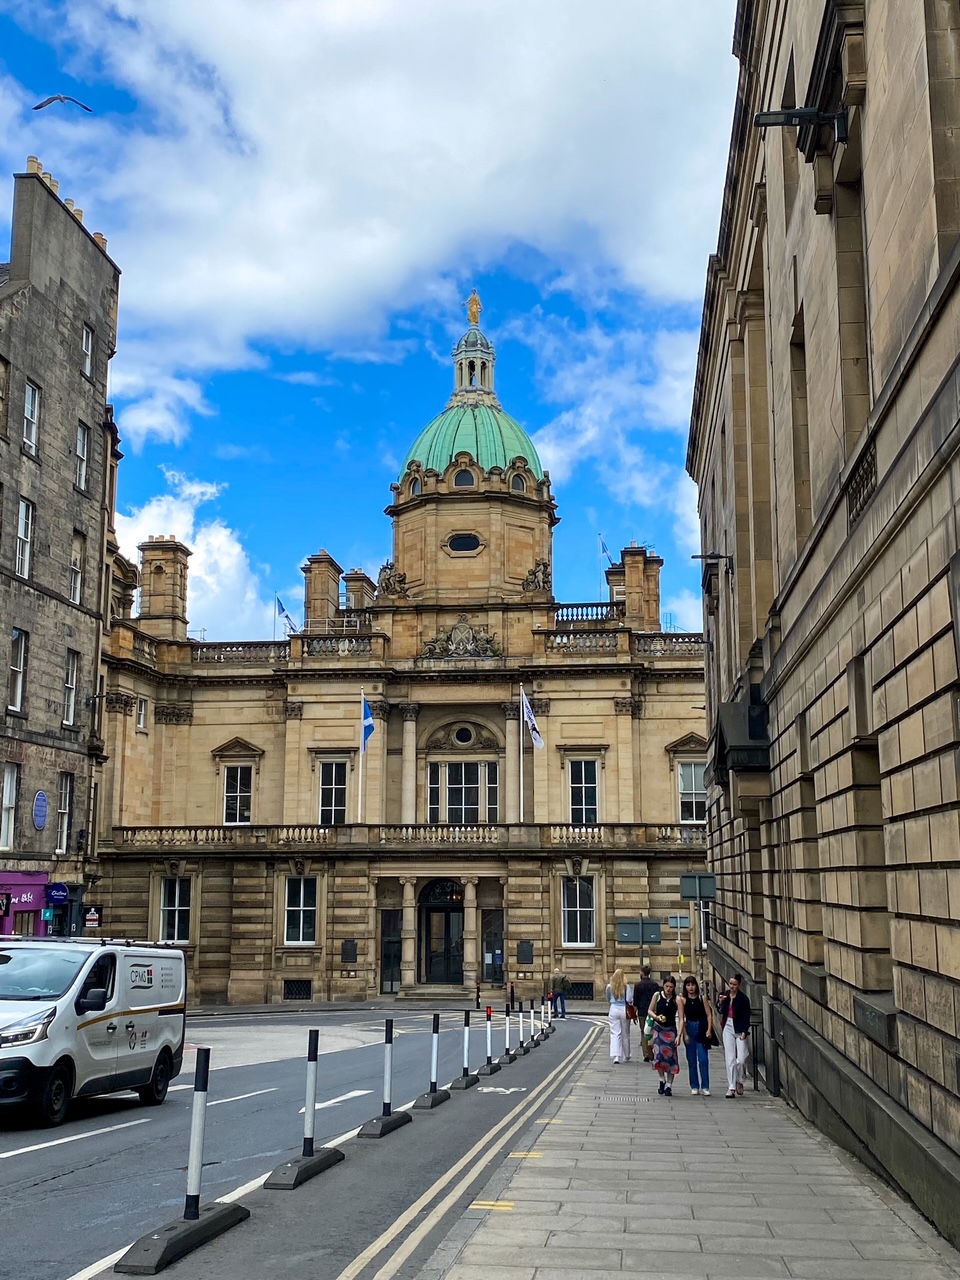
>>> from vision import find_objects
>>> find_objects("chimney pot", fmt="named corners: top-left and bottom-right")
top-left (93, 232), bottom-right (108, 251)
top-left (64, 198), bottom-right (75, 211)
top-left (27, 156), bottom-right (42, 174)
top-left (72, 208), bottom-right (83, 222)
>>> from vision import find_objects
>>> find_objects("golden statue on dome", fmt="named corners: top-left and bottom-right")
top-left (465, 288), bottom-right (482, 326)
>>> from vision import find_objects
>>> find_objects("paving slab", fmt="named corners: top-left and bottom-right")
top-left (417, 1037), bottom-right (960, 1280)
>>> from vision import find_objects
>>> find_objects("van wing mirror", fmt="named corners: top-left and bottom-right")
top-left (77, 987), bottom-right (108, 1013)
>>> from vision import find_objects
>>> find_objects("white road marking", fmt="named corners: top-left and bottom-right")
top-left (207, 1088), bottom-right (277, 1107)
top-left (477, 1086), bottom-right (527, 1094)
top-left (65, 1248), bottom-right (129, 1280)
top-left (299, 1088), bottom-right (372, 1114)
top-left (0, 1117), bottom-right (150, 1160)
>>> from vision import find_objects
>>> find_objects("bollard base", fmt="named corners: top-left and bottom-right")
top-left (413, 1088), bottom-right (451, 1110)
top-left (358, 1110), bottom-right (413, 1138)
top-left (477, 1061), bottom-right (501, 1076)
top-left (515, 1043), bottom-right (530, 1056)
top-left (264, 1145), bottom-right (344, 1190)
top-left (497, 1051), bottom-right (517, 1065)
top-left (114, 1203), bottom-right (249, 1275)
top-left (449, 1072), bottom-right (480, 1090)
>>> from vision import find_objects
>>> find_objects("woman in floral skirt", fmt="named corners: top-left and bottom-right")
top-left (646, 974), bottom-right (682, 1096)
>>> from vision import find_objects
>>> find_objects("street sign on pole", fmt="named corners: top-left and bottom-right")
top-left (668, 915), bottom-right (690, 929)
top-left (680, 874), bottom-right (716, 901)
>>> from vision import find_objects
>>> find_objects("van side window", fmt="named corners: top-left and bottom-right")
top-left (79, 954), bottom-right (116, 1001)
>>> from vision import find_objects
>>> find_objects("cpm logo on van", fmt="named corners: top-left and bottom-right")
top-left (129, 965), bottom-right (154, 989)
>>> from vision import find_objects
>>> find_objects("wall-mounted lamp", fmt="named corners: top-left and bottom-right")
top-left (692, 553), bottom-right (734, 574)
top-left (754, 107), bottom-right (849, 146)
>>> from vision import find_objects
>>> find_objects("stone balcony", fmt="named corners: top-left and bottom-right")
top-left (107, 821), bottom-right (707, 855)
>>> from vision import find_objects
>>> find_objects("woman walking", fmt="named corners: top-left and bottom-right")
top-left (679, 976), bottom-right (714, 1096)
top-left (647, 974), bottom-right (682, 1096)
top-left (605, 968), bottom-right (632, 1064)
top-left (719, 973), bottom-right (751, 1097)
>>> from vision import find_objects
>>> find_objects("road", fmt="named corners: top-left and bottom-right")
top-left (0, 1007), bottom-right (583, 1280)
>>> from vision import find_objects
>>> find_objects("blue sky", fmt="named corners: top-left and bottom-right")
top-left (0, 0), bottom-right (738, 640)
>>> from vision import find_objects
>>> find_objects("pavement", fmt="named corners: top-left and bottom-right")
top-left (416, 1037), bottom-right (960, 1280)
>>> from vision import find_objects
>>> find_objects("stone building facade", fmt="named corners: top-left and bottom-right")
top-left (97, 311), bottom-right (707, 1005)
top-left (0, 159), bottom-right (121, 938)
top-left (688, 0), bottom-right (960, 1245)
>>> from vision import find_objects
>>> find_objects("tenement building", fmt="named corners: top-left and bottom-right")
top-left (96, 301), bottom-right (707, 1005)
top-left (0, 159), bottom-right (121, 938)
top-left (688, 0), bottom-right (960, 1246)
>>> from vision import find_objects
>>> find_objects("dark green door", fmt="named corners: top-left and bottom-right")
top-left (380, 909), bottom-right (402, 993)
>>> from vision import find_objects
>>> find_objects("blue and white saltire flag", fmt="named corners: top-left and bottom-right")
top-left (277, 597), bottom-right (297, 635)
top-left (520, 687), bottom-right (545, 749)
top-left (599, 536), bottom-right (614, 566)
top-left (361, 696), bottom-right (376, 754)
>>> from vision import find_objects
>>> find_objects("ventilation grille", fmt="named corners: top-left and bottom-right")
top-left (568, 982), bottom-right (595, 1000)
top-left (283, 979), bottom-right (313, 1001)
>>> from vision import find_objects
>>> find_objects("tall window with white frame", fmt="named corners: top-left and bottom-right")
top-left (562, 875), bottom-right (595, 946)
top-left (16, 498), bottom-right (34, 578)
top-left (81, 324), bottom-right (94, 378)
top-left (8, 629), bottom-right (27, 713)
top-left (22, 382), bottom-right (39, 456)
top-left (318, 761), bottom-right (347, 825)
top-left (62, 650), bottom-right (79, 726)
top-left (0, 763), bottom-right (19, 850)
top-left (160, 876), bottom-right (191, 943)
top-left (136, 697), bottom-right (148, 730)
top-left (678, 761), bottom-right (706, 823)
top-left (55, 772), bottom-right (74, 854)
top-left (75, 422), bottom-right (89, 490)
top-left (427, 761), bottom-right (499, 823)
top-left (569, 759), bottom-right (599, 825)
top-left (224, 764), bottom-right (252, 824)
top-left (69, 532), bottom-right (85, 604)
top-left (285, 876), bottom-right (317, 944)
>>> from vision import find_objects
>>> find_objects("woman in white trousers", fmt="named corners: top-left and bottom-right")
top-left (605, 968), bottom-right (632, 1064)
top-left (722, 1018), bottom-right (749, 1093)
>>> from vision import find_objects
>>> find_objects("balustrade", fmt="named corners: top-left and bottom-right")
top-left (191, 641), bottom-right (290, 664)
top-left (553, 602), bottom-right (625, 625)
top-left (544, 631), bottom-right (620, 653)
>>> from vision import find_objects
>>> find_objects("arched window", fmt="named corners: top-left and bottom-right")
top-left (454, 470), bottom-right (475, 488)
top-left (480, 361), bottom-right (488, 387)
top-left (411, 478), bottom-right (422, 496)
top-left (511, 474), bottom-right (526, 493)
top-left (468, 359), bottom-right (477, 387)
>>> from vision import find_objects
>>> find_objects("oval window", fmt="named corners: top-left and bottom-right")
top-left (511, 474), bottom-right (526, 493)
top-left (454, 726), bottom-right (474, 745)
top-left (448, 534), bottom-right (481, 552)
top-left (454, 470), bottom-right (475, 487)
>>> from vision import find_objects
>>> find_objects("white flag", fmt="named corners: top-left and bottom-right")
top-left (520, 688), bottom-right (545, 749)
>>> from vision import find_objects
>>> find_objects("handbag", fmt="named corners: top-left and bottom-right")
top-left (705, 1026), bottom-right (720, 1049)
top-left (625, 1002), bottom-right (638, 1023)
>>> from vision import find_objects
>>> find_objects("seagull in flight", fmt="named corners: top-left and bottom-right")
top-left (33, 95), bottom-right (93, 112)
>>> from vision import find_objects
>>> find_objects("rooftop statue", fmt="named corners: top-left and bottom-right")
top-left (465, 288), bottom-right (482, 326)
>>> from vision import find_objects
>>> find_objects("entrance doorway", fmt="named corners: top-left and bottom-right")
top-left (418, 880), bottom-right (464, 984)
top-left (380, 908), bottom-right (402, 993)
top-left (481, 908), bottom-right (504, 984)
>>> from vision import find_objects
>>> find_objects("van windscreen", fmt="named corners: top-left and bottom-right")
top-left (0, 948), bottom-right (88, 999)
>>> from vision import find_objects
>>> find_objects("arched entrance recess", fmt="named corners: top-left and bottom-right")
top-left (418, 879), bottom-right (464, 984)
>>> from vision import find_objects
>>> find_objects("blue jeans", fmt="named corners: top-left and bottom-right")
top-left (553, 992), bottom-right (566, 1017)
top-left (684, 1021), bottom-right (709, 1089)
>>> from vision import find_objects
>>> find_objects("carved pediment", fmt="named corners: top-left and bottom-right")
top-left (211, 736), bottom-right (265, 774)
top-left (665, 732), bottom-right (708, 755)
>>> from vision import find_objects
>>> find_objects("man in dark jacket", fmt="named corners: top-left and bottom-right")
top-left (718, 973), bottom-right (751, 1096)
top-left (633, 964), bottom-right (660, 1061)
top-left (551, 967), bottom-right (571, 1018)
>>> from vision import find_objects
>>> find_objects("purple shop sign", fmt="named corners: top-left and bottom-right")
top-left (0, 871), bottom-right (51, 936)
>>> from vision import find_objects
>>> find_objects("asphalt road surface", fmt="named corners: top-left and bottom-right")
top-left (0, 1007), bottom-right (588, 1280)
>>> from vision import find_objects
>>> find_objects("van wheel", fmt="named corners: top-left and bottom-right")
top-left (39, 1062), bottom-right (73, 1127)
top-left (138, 1049), bottom-right (172, 1106)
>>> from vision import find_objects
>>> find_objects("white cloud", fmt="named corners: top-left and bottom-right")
top-left (0, 0), bottom-right (736, 443)
top-left (662, 589), bottom-right (703, 633)
top-left (115, 469), bottom-right (278, 640)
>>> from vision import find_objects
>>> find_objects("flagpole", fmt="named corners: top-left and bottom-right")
top-left (358, 686), bottom-right (365, 825)
top-left (519, 684), bottom-right (524, 824)
top-left (273, 593), bottom-right (277, 642)
top-left (598, 535), bottom-right (604, 600)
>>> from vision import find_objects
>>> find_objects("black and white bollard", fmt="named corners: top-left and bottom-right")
top-left (546, 997), bottom-right (555, 1034)
top-left (450, 1009), bottom-right (479, 1089)
top-left (478, 1005), bottom-right (501, 1075)
top-left (414, 1012), bottom-right (451, 1108)
top-left (515, 999), bottom-right (530, 1055)
top-left (510, 982), bottom-right (516, 1010)
top-left (359, 1017), bottom-right (413, 1136)
top-left (266, 1029), bottom-right (345, 1188)
top-left (529, 1000), bottom-right (539, 1047)
top-left (115, 1047), bottom-right (249, 1274)
top-left (498, 1001), bottom-right (517, 1065)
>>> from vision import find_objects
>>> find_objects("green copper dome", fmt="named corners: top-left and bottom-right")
top-left (403, 403), bottom-right (544, 479)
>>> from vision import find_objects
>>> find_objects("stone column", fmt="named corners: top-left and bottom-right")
top-left (502, 702), bottom-right (520, 823)
top-left (400, 877), bottom-right (417, 991)
top-left (366, 700), bottom-right (391, 825)
top-left (463, 877), bottom-right (479, 990)
top-left (400, 704), bottom-right (420, 824)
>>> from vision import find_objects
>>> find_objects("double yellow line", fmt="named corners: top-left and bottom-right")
top-left (335, 1023), bottom-right (599, 1280)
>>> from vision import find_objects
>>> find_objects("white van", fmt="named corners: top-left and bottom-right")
top-left (0, 939), bottom-right (186, 1126)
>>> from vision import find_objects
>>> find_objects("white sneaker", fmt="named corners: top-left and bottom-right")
top-left (691, 1088), bottom-right (699, 1095)
top-left (725, 1089), bottom-right (735, 1097)
top-left (702, 1089), bottom-right (711, 1096)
